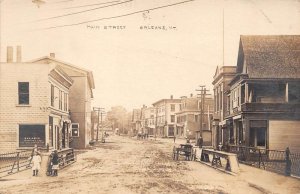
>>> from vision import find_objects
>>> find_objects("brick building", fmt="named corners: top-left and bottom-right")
top-left (152, 96), bottom-right (181, 138)
top-left (175, 95), bottom-right (200, 139)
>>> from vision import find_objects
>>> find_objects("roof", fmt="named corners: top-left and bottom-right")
top-left (152, 99), bottom-right (181, 106)
top-left (212, 66), bottom-right (236, 85)
top-left (237, 35), bottom-right (300, 79)
top-left (29, 56), bottom-right (95, 89)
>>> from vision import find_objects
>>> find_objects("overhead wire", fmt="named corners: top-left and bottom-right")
top-left (37, 0), bottom-right (196, 30)
top-left (62, 0), bottom-right (120, 9)
top-left (34, 0), bottom-right (133, 22)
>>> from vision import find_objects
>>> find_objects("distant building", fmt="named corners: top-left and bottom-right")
top-left (212, 66), bottom-right (236, 149)
top-left (225, 35), bottom-right (300, 152)
top-left (141, 106), bottom-right (156, 136)
top-left (30, 53), bottom-right (95, 149)
top-left (131, 108), bottom-right (142, 135)
top-left (152, 96), bottom-right (181, 137)
top-left (175, 94), bottom-right (200, 139)
top-left (0, 47), bottom-right (73, 151)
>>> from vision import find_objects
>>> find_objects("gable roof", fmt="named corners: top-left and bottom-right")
top-left (237, 35), bottom-right (300, 79)
top-left (49, 65), bottom-right (74, 89)
top-left (29, 56), bottom-right (95, 89)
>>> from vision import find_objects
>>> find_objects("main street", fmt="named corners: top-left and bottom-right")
top-left (1, 135), bottom-right (299, 194)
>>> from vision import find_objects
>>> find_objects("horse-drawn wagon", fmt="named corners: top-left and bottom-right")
top-left (173, 144), bottom-right (195, 161)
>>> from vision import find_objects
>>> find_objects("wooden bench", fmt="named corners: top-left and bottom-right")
top-left (201, 149), bottom-right (239, 173)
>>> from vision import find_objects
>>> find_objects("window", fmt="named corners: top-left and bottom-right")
top-left (59, 90), bottom-right (62, 110)
top-left (51, 85), bottom-right (54, 107)
top-left (49, 117), bottom-right (53, 147)
top-left (18, 82), bottom-right (29, 104)
top-left (19, 124), bottom-right (45, 147)
top-left (71, 123), bottom-right (79, 137)
top-left (170, 104), bottom-right (175, 112)
top-left (64, 93), bottom-right (68, 111)
top-left (171, 115), bottom-right (175, 122)
top-left (220, 90), bottom-right (223, 110)
top-left (249, 120), bottom-right (267, 147)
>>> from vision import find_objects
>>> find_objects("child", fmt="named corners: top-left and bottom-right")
top-left (31, 152), bottom-right (41, 176)
top-left (51, 150), bottom-right (59, 176)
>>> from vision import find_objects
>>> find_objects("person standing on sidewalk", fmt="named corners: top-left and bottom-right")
top-left (173, 136), bottom-right (176, 143)
top-left (31, 152), bottom-right (41, 176)
top-left (51, 150), bottom-right (59, 176)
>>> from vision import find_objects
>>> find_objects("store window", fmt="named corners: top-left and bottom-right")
top-left (19, 125), bottom-right (45, 147)
top-left (249, 120), bottom-right (267, 147)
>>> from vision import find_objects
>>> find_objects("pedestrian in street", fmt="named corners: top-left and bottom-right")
top-left (186, 138), bottom-right (190, 144)
top-left (51, 150), bottom-right (59, 176)
top-left (31, 151), bottom-right (41, 176)
top-left (173, 136), bottom-right (176, 143)
top-left (197, 136), bottom-right (203, 148)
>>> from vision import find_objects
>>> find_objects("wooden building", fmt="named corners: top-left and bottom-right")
top-left (225, 35), bottom-right (300, 152)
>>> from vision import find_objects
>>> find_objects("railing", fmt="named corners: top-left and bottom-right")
top-left (47, 148), bottom-right (76, 172)
top-left (58, 148), bottom-right (76, 167)
top-left (241, 103), bottom-right (300, 113)
top-left (228, 145), bottom-right (300, 177)
top-left (0, 151), bottom-right (32, 178)
top-left (1, 148), bottom-right (77, 178)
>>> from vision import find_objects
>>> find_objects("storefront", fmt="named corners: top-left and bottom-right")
top-left (19, 124), bottom-right (46, 147)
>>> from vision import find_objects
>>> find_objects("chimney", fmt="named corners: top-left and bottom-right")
top-left (16, 46), bottom-right (22, 62)
top-left (170, 95), bottom-right (173, 99)
top-left (50, 53), bottom-right (55, 58)
top-left (7, 46), bottom-right (13, 63)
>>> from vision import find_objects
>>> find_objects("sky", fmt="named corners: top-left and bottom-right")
top-left (0, 0), bottom-right (300, 111)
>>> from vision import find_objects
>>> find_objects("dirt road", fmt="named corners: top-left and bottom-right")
top-left (1, 135), bottom-right (299, 194)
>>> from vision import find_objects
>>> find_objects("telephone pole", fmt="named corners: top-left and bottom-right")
top-left (100, 110), bottom-right (106, 143)
top-left (196, 85), bottom-right (210, 138)
top-left (93, 107), bottom-right (105, 142)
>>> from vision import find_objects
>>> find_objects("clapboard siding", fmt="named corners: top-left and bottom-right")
top-left (269, 120), bottom-right (300, 153)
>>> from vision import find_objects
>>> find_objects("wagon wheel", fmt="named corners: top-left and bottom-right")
top-left (190, 148), bottom-right (195, 161)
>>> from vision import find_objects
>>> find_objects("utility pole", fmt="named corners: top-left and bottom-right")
top-left (196, 85), bottom-right (210, 138)
top-left (100, 110), bottom-right (106, 143)
top-left (93, 107), bottom-right (104, 142)
top-left (155, 107), bottom-right (158, 141)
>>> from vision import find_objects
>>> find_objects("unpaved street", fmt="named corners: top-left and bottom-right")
top-left (1, 135), bottom-right (300, 194)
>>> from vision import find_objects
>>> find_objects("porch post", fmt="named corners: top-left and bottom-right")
top-left (285, 82), bottom-right (289, 102)
top-left (245, 83), bottom-right (249, 103)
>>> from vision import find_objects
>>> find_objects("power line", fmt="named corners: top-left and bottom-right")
top-left (37, 0), bottom-right (196, 30)
top-left (34, 0), bottom-right (133, 22)
top-left (62, 0), bottom-right (120, 9)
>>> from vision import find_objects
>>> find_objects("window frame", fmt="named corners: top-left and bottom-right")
top-left (18, 82), bottom-right (29, 105)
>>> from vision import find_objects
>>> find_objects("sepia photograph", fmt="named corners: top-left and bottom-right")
top-left (0, 0), bottom-right (300, 193)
